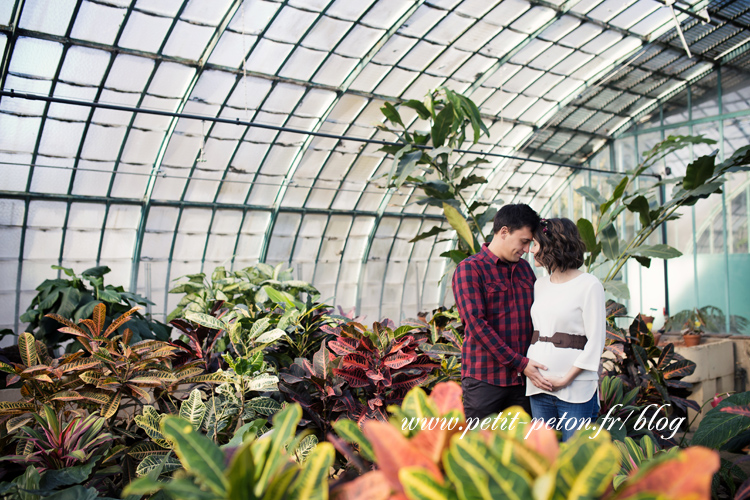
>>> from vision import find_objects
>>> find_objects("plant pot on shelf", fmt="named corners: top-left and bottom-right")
top-left (683, 333), bottom-right (701, 347)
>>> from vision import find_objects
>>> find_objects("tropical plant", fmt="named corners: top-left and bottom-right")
top-left (664, 305), bottom-right (750, 335)
top-left (0, 464), bottom-right (103, 500)
top-left (612, 435), bottom-right (677, 489)
top-left (329, 321), bottom-right (438, 421)
top-left (331, 382), bottom-right (720, 500)
top-left (1, 405), bottom-right (113, 473)
top-left (167, 264), bottom-right (318, 322)
top-left (19, 265), bottom-right (169, 351)
top-left (124, 404), bottom-right (334, 500)
top-left (576, 136), bottom-right (750, 299)
top-left (378, 87), bottom-right (495, 265)
top-left (417, 306), bottom-right (463, 389)
top-left (602, 301), bottom-right (699, 443)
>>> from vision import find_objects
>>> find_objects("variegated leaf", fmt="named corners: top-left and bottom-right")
top-left (80, 391), bottom-right (111, 404)
top-left (45, 314), bottom-right (86, 334)
top-left (247, 317), bottom-right (272, 341)
top-left (103, 307), bottom-right (140, 337)
top-left (136, 454), bottom-right (182, 477)
top-left (79, 371), bottom-right (103, 384)
top-left (18, 332), bottom-right (38, 367)
top-left (293, 434), bottom-right (319, 464)
top-left (6, 415), bottom-right (32, 433)
top-left (0, 360), bottom-right (15, 374)
top-left (92, 302), bottom-right (106, 335)
top-left (128, 384), bottom-right (153, 402)
top-left (21, 364), bottom-right (49, 375)
top-left (127, 441), bottom-right (171, 460)
top-left (102, 392), bottom-right (122, 418)
top-left (179, 389), bottom-right (207, 429)
top-left (246, 374), bottom-right (279, 392)
top-left (183, 373), bottom-right (227, 384)
top-left (79, 319), bottom-right (98, 337)
top-left (174, 367), bottom-right (204, 380)
top-left (50, 390), bottom-right (83, 401)
top-left (246, 397), bottom-right (282, 416)
top-left (255, 328), bottom-right (288, 345)
top-left (61, 358), bottom-right (103, 372)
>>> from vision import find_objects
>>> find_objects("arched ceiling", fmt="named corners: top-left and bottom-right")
top-left (1, 0), bottom-right (749, 329)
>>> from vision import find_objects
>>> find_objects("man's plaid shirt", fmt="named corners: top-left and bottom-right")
top-left (452, 243), bottom-right (536, 386)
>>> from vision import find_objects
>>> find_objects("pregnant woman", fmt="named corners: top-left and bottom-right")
top-left (526, 217), bottom-right (606, 441)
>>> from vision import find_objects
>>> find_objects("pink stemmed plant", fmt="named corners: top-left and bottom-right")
top-left (3, 405), bottom-right (113, 472)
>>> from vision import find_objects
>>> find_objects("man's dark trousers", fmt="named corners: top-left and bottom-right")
top-left (462, 377), bottom-right (531, 421)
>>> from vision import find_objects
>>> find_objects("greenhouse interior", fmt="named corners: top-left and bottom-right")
top-left (1, 0), bottom-right (750, 498)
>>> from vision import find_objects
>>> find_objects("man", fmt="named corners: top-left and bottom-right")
top-left (452, 203), bottom-right (552, 421)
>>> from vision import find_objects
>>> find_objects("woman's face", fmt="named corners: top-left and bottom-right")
top-left (530, 238), bottom-right (542, 268)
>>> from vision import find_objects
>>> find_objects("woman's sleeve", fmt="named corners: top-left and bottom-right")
top-left (573, 278), bottom-right (606, 372)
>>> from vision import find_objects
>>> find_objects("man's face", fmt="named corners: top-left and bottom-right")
top-left (497, 226), bottom-right (533, 262)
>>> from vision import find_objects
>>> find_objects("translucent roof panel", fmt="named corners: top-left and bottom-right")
top-left (1, 0), bottom-right (749, 332)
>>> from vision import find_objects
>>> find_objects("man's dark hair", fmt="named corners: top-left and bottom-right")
top-left (493, 204), bottom-right (540, 235)
top-left (533, 217), bottom-right (586, 273)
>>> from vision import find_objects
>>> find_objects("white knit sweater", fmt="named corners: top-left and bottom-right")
top-left (525, 272), bottom-right (606, 403)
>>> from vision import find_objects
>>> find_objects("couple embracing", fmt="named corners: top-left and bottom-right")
top-left (452, 204), bottom-right (606, 441)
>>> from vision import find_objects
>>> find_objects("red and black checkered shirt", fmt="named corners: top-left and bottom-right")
top-left (452, 243), bottom-right (536, 386)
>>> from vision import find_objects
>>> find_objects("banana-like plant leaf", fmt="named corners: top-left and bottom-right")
top-left (626, 244), bottom-right (682, 259)
top-left (603, 281), bottom-right (630, 300)
top-left (600, 223), bottom-right (619, 261)
top-left (576, 186), bottom-right (606, 206)
top-left (576, 218), bottom-right (597, 253)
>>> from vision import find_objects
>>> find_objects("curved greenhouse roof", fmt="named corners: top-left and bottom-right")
top-left (1, 0), bottom-right (749, 332)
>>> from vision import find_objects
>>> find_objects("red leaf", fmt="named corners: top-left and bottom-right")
top-left (429, 381), bottom-right (463, 416)
top-left (390, 372), bottom-right (429, 391)
top-left (330, 471), bottom-right (392, 500)
top-left (329, 338), bottom-right (359, 356)
top-left (382, 351), bottom-right (416, 369)
top-left (342, 353), bottom-right (369, 370)
top-left (334, 368), bottom-right (370, 388)
top-left (720, 405), bottom-right (750, 417)
top-left (616, 446), bottom-right (718, 500)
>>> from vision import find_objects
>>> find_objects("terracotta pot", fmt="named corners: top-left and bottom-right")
top-left (653, 333), bottom-right (662, 346)
top-left (683, 334), bottom-right (701, 347)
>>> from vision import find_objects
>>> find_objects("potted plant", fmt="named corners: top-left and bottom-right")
top-left (680, 308), bottom-right (705, 347)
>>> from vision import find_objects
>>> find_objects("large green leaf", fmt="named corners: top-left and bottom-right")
top-left (161, 416), bottom-right (228, 496)
top-left (683, 154), bottom-right (716, 190)
top-left (431, 103), bottom-right (454, 148)
top-left (395, 150), bottom-right (424, 188)
top-left (227, 439), bottom-right (258, 500)
top-left (626, 244), bottom-right (682, 259)
top-left (603, 281), bottom-right (630, 300)
top-left (402, 99), bottom-right (432, 120)
top-left (263, 286), bottom-right (297, 308)
top-left (576, 218), bottom-right (597, 253)
top-left (626, 195), bottom-right (651, 227)
top-left (600, 176), bottom-right (628, 215)
top-left (600, 223), bottom-right (619, 261)
top-left (255, 328), bottom-right (288, 345)
top-left (381, 102), bottom-right (404, 128)
top-left (443, 202), bottom-right (475, 254)
top-left (251, 404), bottom-right (302, 497)
top-left (693, 392), bottom-right (750, 450)
top-left (576, 186), bottom-right (606, 206)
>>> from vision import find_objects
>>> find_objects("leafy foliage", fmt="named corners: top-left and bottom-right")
top-left (378, 87), bottom-right (494, 265)
top-left (601, 302), bottom-right (698, 444)
top-left (575, 135), bottom-right (750, 299)
top-left (167, 263), bottom-right (319, 322)
top-left (124, 404), bottom-right (334, 500)
top-left (19, 265), bottom-right (169, 352)
top-left (330, 382), bottom-right (720, 500)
